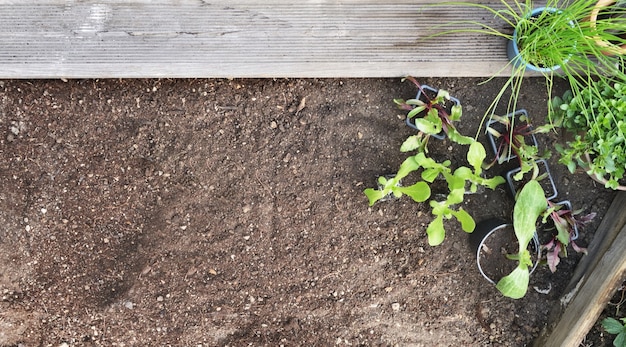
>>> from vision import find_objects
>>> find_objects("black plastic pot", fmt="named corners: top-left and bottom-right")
top-left (486, 109), bottom-right (539, 163)
top-left (506, 159), bottom-right (558, 201)
top-left (405, 85), bottom-right (459, 140)
top-left (469, 218), bottom-right (541, 285)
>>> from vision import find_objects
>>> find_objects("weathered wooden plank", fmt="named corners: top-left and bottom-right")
top-left (0, 1), bottom-right (517, 78)
top-left (534, 191), bottom-right (626, 347)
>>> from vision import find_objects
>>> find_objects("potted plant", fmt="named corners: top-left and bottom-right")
top-left (470, 218), bottom-right (541, 288)
top-left (426, 0), bottom-right (626, 123)
top-left (506, 159), bottom-right (559, 200)
top-left (394, 76), bottom-right (466, 144)
top-left (540, 200), bottom-right (596, 272)
top-left (486, 109), bottom-right (540, 164)
top-left (493, 179), bottom-right (547, 299)
top-left (485, 109), bottom-right (553, 183)
top-left (551, 79), bottom-right (626, 190)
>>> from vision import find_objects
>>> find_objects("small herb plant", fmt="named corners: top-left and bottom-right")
top-left (541, 200), bottom-right (596, 273)
top-left (552, 80), bottom-right (626, 190)
top-left (365, 81), bottom-right (504, 246)
top-left (496, 179), bottom-right (546, 299)
top-left (602, 316), bottom-right (626, 347)
top-left (486, 111), bottom-right (552, 181)
top-left (394, 76), bottom-right (471, 151)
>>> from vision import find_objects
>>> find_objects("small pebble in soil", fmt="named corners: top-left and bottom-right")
top-left (392, 302), bottom-right (401, 311)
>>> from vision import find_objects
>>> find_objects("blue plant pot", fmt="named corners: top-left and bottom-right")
top-left (507, 7), bottom-right (570, 73)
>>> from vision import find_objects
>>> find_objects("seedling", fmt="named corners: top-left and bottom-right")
top-left (496, 179), bottom-right (546, 299)
top-left (486, 111), bottom-right (551, 181)
top-left (541, 200), bottom-right (596, 273)
top-left (394, 76), bottom-right (472, 152)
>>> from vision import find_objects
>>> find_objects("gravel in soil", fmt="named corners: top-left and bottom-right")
top-left (0, 78), bottom-right (616, 346)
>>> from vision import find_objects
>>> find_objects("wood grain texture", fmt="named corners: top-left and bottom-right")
top-left (0, 1), bottom-right (517, 78)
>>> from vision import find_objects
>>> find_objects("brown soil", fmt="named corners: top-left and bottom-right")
top-left (0, 78), bottom-right (616, 346)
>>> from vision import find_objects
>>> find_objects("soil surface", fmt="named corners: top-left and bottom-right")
top-left (0, 78), bottom-right (617, 346)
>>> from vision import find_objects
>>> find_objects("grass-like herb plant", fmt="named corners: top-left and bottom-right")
top-left (425, 0), bottom-right (626, 128)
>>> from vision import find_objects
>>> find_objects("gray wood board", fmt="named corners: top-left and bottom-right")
top-left (0, 1), bottom-right (517, 78)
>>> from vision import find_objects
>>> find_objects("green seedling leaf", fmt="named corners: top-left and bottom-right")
top-left (414, 118), bottom-right (439, 135)
top-left (495, 266), bottom-right (530, 299)
top-left (396, 156), bottom-right (420, 180)
top-left (400, 135), bottom-right (423, 152)
top-left (436, 89), bottom-right (450, 101)
top-left (451, 208), bottom-right (475, 233)
top-left (603, 317), bottom-right (626, 335)
top-left (452, 166), bottom-right (472, 180)
top-left (397, 181), bottom-right (431, 203)
top-left (482, 176), bottom-right (505, 190)
top-left (407, 105), bottom-right (427, 119)
top-left (449, 104), bottom-right (462, 121)
top-left (364, 188), bottom-right (387, 206)
top-left (513, 180), bottom-right (546, 252)
top-left (447, 187), bottom-right (465, 205)
top-left (422, 168), bottom-right (441, 182)
top-left (426, 214), bottom-right (445, 246)
top-left (447, 127), bottom-right (474, 145)
top-left (467, 141), bottom-right (487, 173)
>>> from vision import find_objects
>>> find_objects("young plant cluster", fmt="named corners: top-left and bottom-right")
top-left (364, 78), bottom-right (504, 246)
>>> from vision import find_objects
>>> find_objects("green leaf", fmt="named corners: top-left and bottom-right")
top-left (426, 215), bottom-right (445, 246)
top-left (397, 181), bottom-right (431, 203)
top-left (513, 180), bottom-right (546, 253)
top-left (603, 317), bottom-right (626, 335)
top-left (364, 188), bottom-right (387, 206)
top-left (449, 104), bottom-right (462, 121)
top-left (453, 166), bottom-right (473, 180)
top-left (467, 141), bottom-right (487, 173)
top-left (615, 332), bottom-right (626, 347)
top-left (406, 105), bottom-right (426, 119)
top-left (422, 168), bottom-right (441, 182)
top-left (400, 135), bottom-right (423, 152)
top-left (447, 187), bottom-right (465, 205)
top-left (396, 156), bottom-right (420, 180)
top-left (451, 208), bottom-right (475, 232)
top-left (414, 117), bottom-right (440, 135)
top-left (482, 176), bottom-right (505, 190)
top-left (495, 266), bottom-right (530, 299)
top-left (447, 127), bottom-right (474, 145)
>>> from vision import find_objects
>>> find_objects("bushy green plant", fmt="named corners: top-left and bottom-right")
top-left (552, 80), bottom-right (626, 190)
